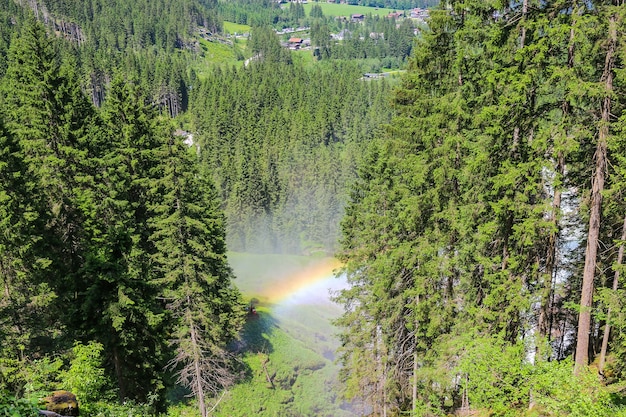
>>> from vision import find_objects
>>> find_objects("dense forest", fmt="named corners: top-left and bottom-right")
top-left (3, 0), bottom-right (626, 416)
top-left (0, 13), bottom-right (246, 416)
top-left (189, 44), bottom-right (391, 253)
top-left (0, 0), bottom-right (395, 415)
top-left (335, 0), bottom-right (626, 416)
top-left (220, 0), bottom-right (437, 28)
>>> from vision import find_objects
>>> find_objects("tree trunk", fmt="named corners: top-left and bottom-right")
top-left (520, 0), bottom-right (528, 49)
top-left (599, 214), bottom-right (626, 373)
top-left (539, 151), bottom-right (563, 341)
top-left (539, 4), bottom-right (577, 342)
top-left (190, 320), bottom-right (207, 417)
top-left (574, 12), bottom-right (616, 374)
top-left (113, 345), bottom-right (126, 401)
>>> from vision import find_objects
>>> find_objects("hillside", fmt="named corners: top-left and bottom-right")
top-left (5, 1), bottom-right (626, 417)
top-left (0, 1), bottom-right (400, 416)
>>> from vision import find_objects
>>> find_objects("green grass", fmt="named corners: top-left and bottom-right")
top-left (302, 2), bottom-right (397, 17)
top-left (292, 49), bottom-right (317, 67)
top-left (223, 21), bottom-right (252, 34)
top-left (212, 253), bottom-right (355, 416)
top-left (213, 307), bottom-right (354, 416)
top-left (191, 37), bottom-right (248, 77)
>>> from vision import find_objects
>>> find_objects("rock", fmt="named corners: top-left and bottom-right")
top-left (43, 391), bottom-right (79, 416)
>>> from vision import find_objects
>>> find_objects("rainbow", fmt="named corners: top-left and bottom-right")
top-left (255, 258), bottom-right (346, 307)
top-left (229, 253), bottom-right (349, 314)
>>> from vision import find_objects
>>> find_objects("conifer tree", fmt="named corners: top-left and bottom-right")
top-left (149, 128), bottom-right (244, 417)
top-left (0, 16), bottom-right (96, 355)
top-left (574, 0), bottom-right (624, 373)
top-left (335, 0), bottom-right (626, 413)
top-left (0, 115), bottom-right (50, 362)
top-left (81, 76), bottom-right (167, 403)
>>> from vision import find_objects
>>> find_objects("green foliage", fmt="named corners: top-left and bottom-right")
top-left (21, 357), bottom-right (64, 398)
top-left (58, 342), bottom-right (109, 406)
top-left (149, 122), bottom-right (245, 417)
top-left (531, 361), bottom-right (615, 417)
top-left (190, 59), bottom-right (391, 254)
top-left (0, 13), bottom-right (244, 411)
top-left (334, 0), bottom-right (626, 415)
top-left (0, 390), bottom-right (38, 417)
top-left (73, 400), bottom-right (157, 417)
top-left (458, 336), bottom-right (531, 416)
top-left (248, 26), bottom-right (292, 64)
top-left (213, 309), bottom-right (352, 417)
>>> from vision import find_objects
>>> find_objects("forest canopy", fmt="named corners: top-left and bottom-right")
top-left (334, 0), bottom-right (626, 415)
top-left (4, 0), bottom-right (626, 416)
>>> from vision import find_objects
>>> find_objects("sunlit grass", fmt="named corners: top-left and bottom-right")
top-left (213, 307), bottom-right (353, 416)
top-left (302, 2), bottom-right (396, 17)
top-left (191, 37), bottom-right (248, 78)
top-left (223, 21), bottom-right (252, 34)
top-left (292, 49), bottom-right (317, 67)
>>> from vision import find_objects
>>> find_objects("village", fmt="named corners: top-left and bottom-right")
top-left (277, 6), bottom-right (429, 51)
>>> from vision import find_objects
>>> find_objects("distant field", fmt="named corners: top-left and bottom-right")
top-left (302, 2), bottom-right (397, 17)
top-left (192, 37), bottom-right (247, 77)
top-left (223, 21), bottom-right (252, 34)
top-left (292, 49), bottom-right (317, 66)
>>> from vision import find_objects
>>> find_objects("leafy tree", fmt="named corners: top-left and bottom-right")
top-left (58, 341), bottom-right (110, 406)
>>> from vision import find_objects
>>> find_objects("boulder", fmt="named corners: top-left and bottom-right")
top-left (43, 391), bottom-right (79, 416)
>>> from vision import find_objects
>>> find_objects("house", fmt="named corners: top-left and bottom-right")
top-left (331, 28), bottom-right (351, 40)
top-left (288, 37), bottom-right (303, 49)
top-left (387, 11), bottom-right (403, 19)
top-left (351, 13), bottom-right (365, 22)
top-left (410, 8), bottom-right (429, 19)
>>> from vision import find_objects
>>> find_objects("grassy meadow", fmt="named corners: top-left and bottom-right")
top-left (223, 21), bottom-right (252, 34)
top-left (302, 2), bottom-right (397, 17)
top-left (210, 253), bottom-right (355, 416)
top-left (191, 36), bottom-right (248, 77)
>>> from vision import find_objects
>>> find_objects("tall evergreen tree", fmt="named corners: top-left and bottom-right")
top-left (0, 16), bottom-right (96, 356)
top-left (79, 76), bottom-right (166, 403)
top-left (335, 0), bottom-right (626, 414)
top-left (149, 128), bottom-right (244, 417)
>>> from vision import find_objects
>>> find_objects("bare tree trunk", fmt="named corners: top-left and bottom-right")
top-left (599, 214), bottom-right (626, 373)
top-left (540, 152), bottom-right (563, 341)
top-left (520, 0), bottom-right (528, 49)
top-left (113, 345), bottom-right (126, 401)
top-left (574, 12), bottom-right (616, 374)
top-left (190, 319), bottom-right (207, 417)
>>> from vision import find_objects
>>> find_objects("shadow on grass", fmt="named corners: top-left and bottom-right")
top-left (230, 303), bottom-right (281, 383)
top-left (239, 307), bottom-right (278, 354)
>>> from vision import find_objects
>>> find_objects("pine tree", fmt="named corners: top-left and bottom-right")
top-left (574, 0), bottom-right (624, 373)
top-left (0, 16), bottom-right (96, 356)
top-left (0, 115), bottom-right (51, 362)
top-left (80, 76), bottom-right (167, 403)
top-left (149, 126), bottom-right (244, 417)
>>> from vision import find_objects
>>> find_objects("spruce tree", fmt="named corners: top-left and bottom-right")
top-left (0, 16), bottom-right (96, 356)
top-left (149, 127), bottom-right (244, 417)
top-left (81, 76), bottom-right (166, 403)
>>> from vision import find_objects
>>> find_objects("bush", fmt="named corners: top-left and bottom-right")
top-left (0, 390), bottom-right (38, 417)
top-left (58, 341), bottom-right (114, 412)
